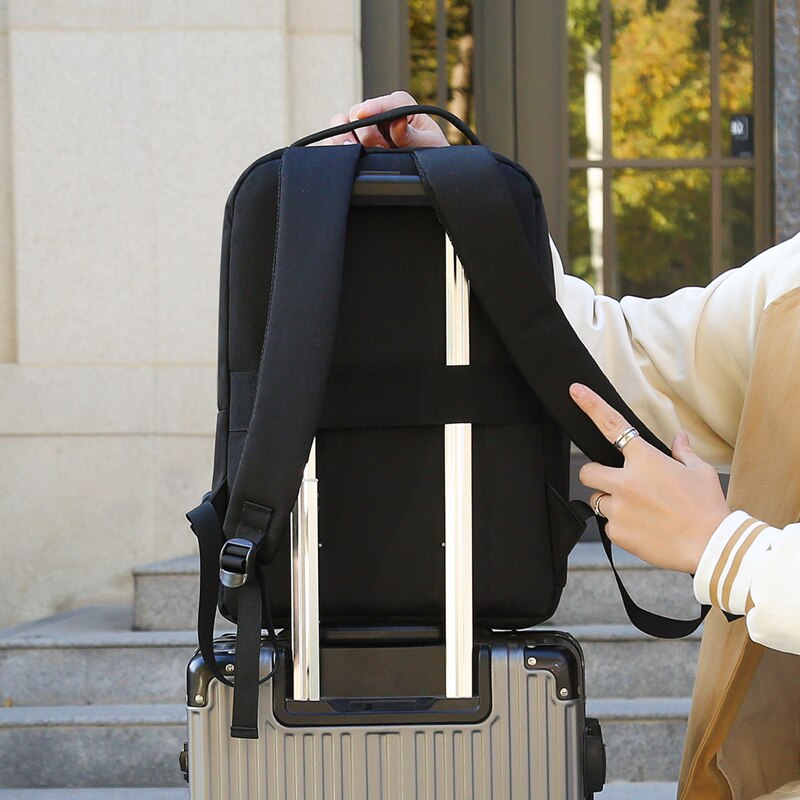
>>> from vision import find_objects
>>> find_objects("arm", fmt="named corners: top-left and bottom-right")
top-left (693, 513), bottom-right (800, 656)
top-left (551, 234), bottom-right (800, 469)
top-left (572, 382), bottom-right (800, 657)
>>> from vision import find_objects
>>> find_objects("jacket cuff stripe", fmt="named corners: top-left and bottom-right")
top-left (720, 522), bottom-right (769, 611)
top-left (707, 515), bottom-right (759, 607)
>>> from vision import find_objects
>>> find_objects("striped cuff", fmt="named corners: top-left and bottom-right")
top-left (693, 510), bottom-right (780, 616)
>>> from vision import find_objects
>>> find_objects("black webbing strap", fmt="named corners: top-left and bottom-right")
top-left (224, 144), bottom-right (362, 551)
top-left (219, 144), bottom-right (362, 738)
top-left (186, 495), bottom-right (234, 689)
top-left (597, 518), bottom-right (711, 637)
top-left (230, 364), bottom-right (540, 431)
top-left (413, 146), bottom-right (709, 638)
top-left (226, 502), bottom-right (268, 739)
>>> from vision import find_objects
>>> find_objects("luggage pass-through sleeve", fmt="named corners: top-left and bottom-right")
top-left (549, 233), bottom-right (800, 470)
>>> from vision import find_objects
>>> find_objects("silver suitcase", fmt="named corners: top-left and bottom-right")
top-left (182, 238), bottom-right (605, 799)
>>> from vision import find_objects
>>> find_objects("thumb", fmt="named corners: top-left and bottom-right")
top-left (671, 431), bottom-right (703, 468)
top-left (388, 117), bottom-right (413, 147)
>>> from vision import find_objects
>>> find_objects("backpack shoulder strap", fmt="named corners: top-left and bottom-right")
top-left (224, 143), bottom-right (362, 552)
top-left (206, 143), bottom-right (361, 739)
top-left (413, 145), bottom-right (708, 638)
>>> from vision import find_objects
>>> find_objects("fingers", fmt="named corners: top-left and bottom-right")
top-left (578, 460), bottom-right (620, 493)
top-left (589, 491), bottom-right (613, 518)
top-left (671, 431), bottom-right (703, 468)
top-left (388, 116), bottom-right (414, 147)
top-left (351, 90), bottom-right (417, 123)
top-left (312, 113), bottom-right (359, 146)
top-left (569, 383), bottom-right (644, 456)
top-left (349, 92), bottom-right (416, 147)
top-left (349, 91), bottom-right (450, 148)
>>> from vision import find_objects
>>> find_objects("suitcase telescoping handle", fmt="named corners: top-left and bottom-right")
top-left (290, 104), bottom-right (482, 148)
top-left (290, 236), bottom-right (475, 702)
top-left (291, 442), bottom-right (321, 701)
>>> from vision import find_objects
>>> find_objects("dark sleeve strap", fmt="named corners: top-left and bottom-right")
top-left (598, 518), bottom-right (710, 636)
top-left (186, 496), bottom-right (234, 690)
top-left (230, 364), bottom-right (542, 431)
top-left (412, 145), bottom-right (709, 637)
top-left (413, 146), bottom-right (669, 464)
top-left (223, 144), bottom-right (362, 558)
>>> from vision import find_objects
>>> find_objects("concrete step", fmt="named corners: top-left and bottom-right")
top-left (0, 698), bottom-right (687, 787)
top-left (597, 784), bottom-right (677, 799)
top-left (550, 543), bottom-right (702, 625)
top-left (134, 544), bottom-right (702, 631)
top-left (133, 556), bottom-right (207, 633)
top-left (0, 606), bottom-right (699, 707)
top-left (0, 607), bottom-right (197, 707)
top-left (0, 704), bottom-right (187, 789)
top-left (589, 697), bottom-right (691, 783)
top-left (0, 791), bottom-right (188, 799)
top-left (0, 787), bottom-right (676, 800)
top-left (543, 624), bottom-right (700, 699)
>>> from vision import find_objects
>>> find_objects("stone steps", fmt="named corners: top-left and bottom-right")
top-left (550, 544), bottom-right (702, 625)
top-left (0, 607), bottom-right (700, 707)
top-left (541, 624), bottom-right (700, 698)
top-left (0, 791), bottom-right (189, 799)
top-left (0, 607), bottom-right (195, 707)
top-left (0, 784), bottom-right (677, 799)
top-left (0, 704), bottom-right (187, 789)
top-left (0, 698), bottom-right (688, 787)
top-left (134, 543), bottom-right (703, 631)
top-left (1, 542), bottom-right (701, 791)
top-left (598, 784), bottom-right (677, 799)
top-left (589, 697), bottom-right (691, 783)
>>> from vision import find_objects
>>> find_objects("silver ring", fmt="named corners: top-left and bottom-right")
top-left (614, 426), bottom-right (640, 451)
top-left (592, 492), bottom-right (609, 518)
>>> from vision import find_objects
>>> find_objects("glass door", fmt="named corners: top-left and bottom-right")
top-left (567, 0), bottom-right (773, 297)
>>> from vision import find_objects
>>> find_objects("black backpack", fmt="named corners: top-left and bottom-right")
top-left (188, 106), bottom-right (707, 739)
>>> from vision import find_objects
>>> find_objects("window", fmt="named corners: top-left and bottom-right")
top-left (361, 0), bottom-right (774, 298)
top-left (567, 0), bottom-right (772, 297)
top-left (362, 0), bottom-right (476, 145)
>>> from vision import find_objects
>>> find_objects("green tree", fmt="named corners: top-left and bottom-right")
top-left (409, 0), bottom-right (474, 144)
top-left (568, 0), bottom-right (754, 297)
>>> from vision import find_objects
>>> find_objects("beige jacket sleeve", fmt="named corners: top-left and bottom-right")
top-left (693, 511), bottom-right (800, 656)
top-left (551, 232), bottom-right (800, 655)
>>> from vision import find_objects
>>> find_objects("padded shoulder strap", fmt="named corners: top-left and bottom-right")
top-left (413, 145), bottom-right (708, 638)
top-left (224, 144), bottom-right (362, 556)
top-left (413, 146), bottom-right (667, 465)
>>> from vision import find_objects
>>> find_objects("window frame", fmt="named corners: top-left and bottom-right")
top-left (360, 0), bottom-right (775, 288)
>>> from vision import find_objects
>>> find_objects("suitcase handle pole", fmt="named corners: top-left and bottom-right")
top-left (445, 235), bottom-right (473, 698)
top-left (289, 240), bottom-right (473, 702)
top-left (291, 440), bottom-right (321, 701)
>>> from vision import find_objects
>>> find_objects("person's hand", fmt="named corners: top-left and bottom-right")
top-left (570, 382), bottom-right (730, 574)
top-left (317, 91), bottom-right (449, 148)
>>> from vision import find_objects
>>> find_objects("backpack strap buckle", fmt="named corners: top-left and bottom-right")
top-left (219, 538), bottom-right (257, 588)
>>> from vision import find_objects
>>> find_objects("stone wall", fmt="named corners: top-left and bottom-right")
top-left (775, 0), bottom-right (800, 241)
top-left (0, 0), bottom-right (361, 627)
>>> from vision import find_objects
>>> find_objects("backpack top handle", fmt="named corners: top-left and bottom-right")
top-left (290, 104), bottom-right (482, 148)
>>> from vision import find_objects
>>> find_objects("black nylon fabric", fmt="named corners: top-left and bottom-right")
top-left (412, 146), bottom-right (707, 636)
top-left (229, 364), bottom-right (541, 431)
top-left (207, 136), bottom-right (709, 639)
top-left (217, 148), bottom-right (572, 628)
top-left (412, 146), bottom-right (671, 465)
top-left (223, 145), bottom-right (362, 551)
top-left (191, 115), bottom-right (712, 743)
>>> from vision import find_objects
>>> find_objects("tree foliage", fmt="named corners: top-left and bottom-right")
top-left (568, 0), bottom-right (755, 296)
top-left (409, 0), bottom-right (474, 144)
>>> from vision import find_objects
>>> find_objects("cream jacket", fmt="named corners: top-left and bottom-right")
top-left (553, 233), bottom-right (800, 798)
top-left (551, 231), bottom-right (800, 657)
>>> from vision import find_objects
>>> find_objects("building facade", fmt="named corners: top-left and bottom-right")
top-left (0, 0), bottom-right (798, 627)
